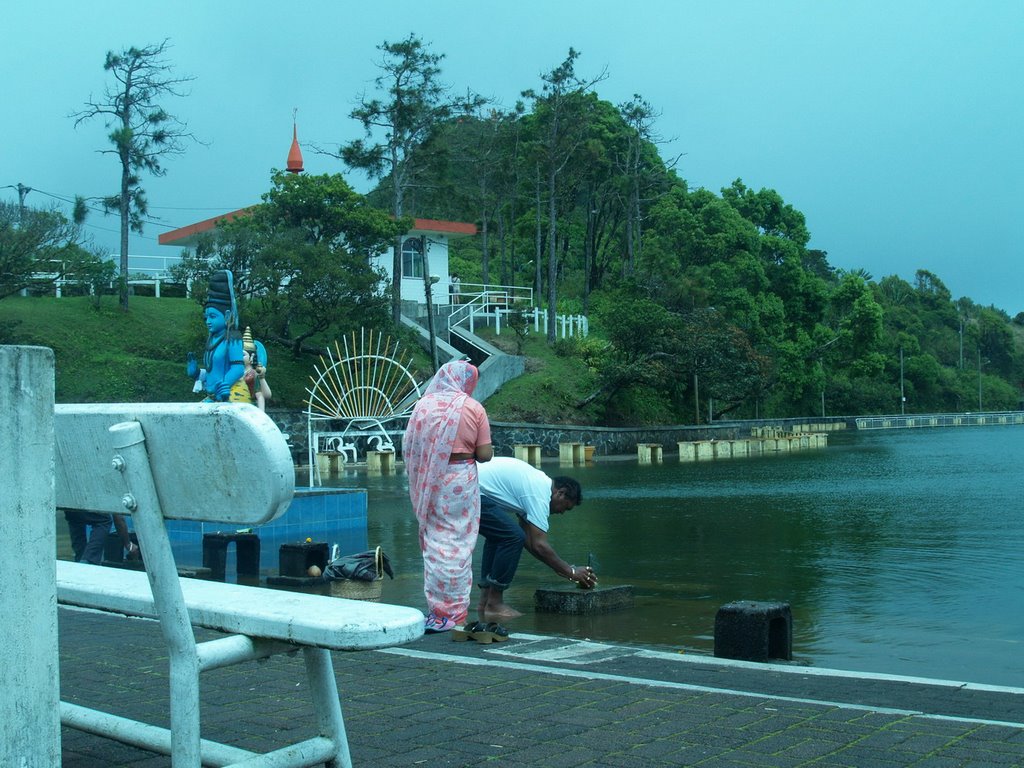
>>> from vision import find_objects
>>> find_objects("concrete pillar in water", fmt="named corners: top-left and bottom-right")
top-left (0, 346), bottom-right (61, 766)
top-left (677, 442), bottom-right (697, 462)
top-left (366, 450), bottom-right (394, 472)
top-left (513, 444), bottom-right (542, 467)
top-left (558, 442), bottom-right (584, 466)
top-left (637, 443), bottom-right (663, 463)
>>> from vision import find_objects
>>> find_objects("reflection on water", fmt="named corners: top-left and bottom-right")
top-left (325, 426), bottom-right (1024, 687)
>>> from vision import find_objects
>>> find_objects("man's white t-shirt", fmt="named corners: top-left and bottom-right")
top-left (477, 456), bottom-right (552, 532)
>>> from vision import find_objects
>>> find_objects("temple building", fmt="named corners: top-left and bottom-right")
top-left (158, 121), bottom-right (476, 308)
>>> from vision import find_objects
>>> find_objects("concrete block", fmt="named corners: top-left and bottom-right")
top-left (714, 600), bottom-right (792, 662)
top-left (279, 541), bottom-right (328, 578)
top-left (534, 585), bottom-right (634, 614)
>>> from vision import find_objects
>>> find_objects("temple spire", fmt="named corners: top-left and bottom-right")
top-left (286, 108), bottom-right (304, 174)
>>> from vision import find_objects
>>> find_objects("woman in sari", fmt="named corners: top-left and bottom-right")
top-left (403, 360), bottom-right (492, 633)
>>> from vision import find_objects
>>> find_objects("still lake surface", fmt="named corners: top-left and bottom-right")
top-left (328, 425), bottom-right (1024, 688)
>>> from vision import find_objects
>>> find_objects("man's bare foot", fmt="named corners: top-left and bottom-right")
top-left (482, 602), bottom-right (522, 620)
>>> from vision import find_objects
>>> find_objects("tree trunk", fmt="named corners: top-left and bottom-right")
top-left (624, 199), bottom-right (634, 279)
top-left (391, 175), bottom-right (404, 325)
top-left (118, 146), bottom-right (131, 312)
top-left (546, 166), bottom-right (557, 344)
top-left (583, 197), bottom-right (593, 315)
top-left (497, 212), bottom-right (507, 286)
top-left (534, 166), bottom-right (542, 301)
top-left (479, 178), bottom-right (490, 286)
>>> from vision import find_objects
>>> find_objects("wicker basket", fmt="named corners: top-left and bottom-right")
top-left (327, 546), bottom-right (384, 602)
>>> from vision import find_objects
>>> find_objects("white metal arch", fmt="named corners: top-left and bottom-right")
top-left (305, 329), bottom-right (423, 485)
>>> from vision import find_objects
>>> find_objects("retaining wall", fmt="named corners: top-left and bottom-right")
top-left (268, 409), bottom-right (852, 461)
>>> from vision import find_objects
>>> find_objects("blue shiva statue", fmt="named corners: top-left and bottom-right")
top-left (186, 270), bottom-right (246, 402)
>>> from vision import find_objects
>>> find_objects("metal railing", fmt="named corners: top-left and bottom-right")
top-left (855, 411), bottom-right (1024, 430)
top-left (446, 284), bottom-right (587, 339)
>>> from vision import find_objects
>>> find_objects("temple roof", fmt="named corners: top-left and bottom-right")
top-left (159, 212), bottom-right (476, 248)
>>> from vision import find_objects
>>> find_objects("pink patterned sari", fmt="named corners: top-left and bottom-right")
top-left (403, 360), bottom-right (482, 625)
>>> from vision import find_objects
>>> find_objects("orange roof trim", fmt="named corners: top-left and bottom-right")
top-left (158, 208), bottom-right (254, 246)
top-left (160, 210), bottom-right (476, 247)
top-left (411, 218), bottom-right (477, 236)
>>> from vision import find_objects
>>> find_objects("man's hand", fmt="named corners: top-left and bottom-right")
top-left (571, 565), bottom-right (597, 589)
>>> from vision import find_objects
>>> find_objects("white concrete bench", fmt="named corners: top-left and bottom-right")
top-left (54, 402), bottom-right (423, 768)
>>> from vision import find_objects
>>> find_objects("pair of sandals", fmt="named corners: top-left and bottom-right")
top-left (452, 621), bottom-right (510, 644)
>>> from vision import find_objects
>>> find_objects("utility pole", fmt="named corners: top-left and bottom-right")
top-left (421, 236), bottom-right (440, 372)
top-left (958, 314), bottom-right (964, 369)
top-left (900, 346), bottom-right (905, 415)
top-left (977, 347), bottom-right (983, 411)
top-left (16, 183), bottom-right (31, 223)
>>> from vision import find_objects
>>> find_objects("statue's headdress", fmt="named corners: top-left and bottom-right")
top-left (243, 326), bottom-right (256, 354)
top-left (205, 270), bottom-right (238, 330)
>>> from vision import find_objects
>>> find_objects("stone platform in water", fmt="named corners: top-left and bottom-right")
top-left (534, 585), bottom-right (634, 614)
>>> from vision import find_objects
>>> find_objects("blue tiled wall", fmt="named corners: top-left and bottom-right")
top-left (165, 488), bottom-right (368, 576)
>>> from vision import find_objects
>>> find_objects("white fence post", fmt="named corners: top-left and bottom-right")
top-left (0, 346), bottom-right (60, 767)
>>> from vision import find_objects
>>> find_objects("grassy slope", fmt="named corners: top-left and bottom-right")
top-left (0, 296), bottom-right (316, 406)
top-left (0, 296), bottom-right (595, 422)
top-left (473, 330), bottom-right (602, 424)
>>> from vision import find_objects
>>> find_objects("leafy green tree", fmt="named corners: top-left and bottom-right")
top-left (680, 307), bottom-right (772, 421)
top-left (339, 34), bottom-right (484, 323)
top-left (616, 94), bottom-right (668, 277)
top-left (171, 172), bottom-right (402, 356)
top-left (522, 49), bottom-right (606, 342)
top-left (73, 39), bottom-right (196, 311)
top-left (577, 291), bottom-right (683, 416)
top-left (0, 202), bottom-right (110, 300)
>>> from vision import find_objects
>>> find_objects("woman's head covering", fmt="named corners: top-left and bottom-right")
top-left (422, 359), bottom-right (478, 398)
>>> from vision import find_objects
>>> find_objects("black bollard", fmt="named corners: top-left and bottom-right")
top-left (714, 601), bottom-right (792, 662)
top-left (202, 532), bottom-right (261, 582)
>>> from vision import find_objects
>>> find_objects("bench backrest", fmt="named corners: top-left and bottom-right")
top-left (54, 403), bottom-right (294, 525)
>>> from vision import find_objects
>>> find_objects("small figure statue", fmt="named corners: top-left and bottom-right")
top-left (186, 270), bottom-right (245, 402)
top-left (232, 326), bottom-right (273, 411)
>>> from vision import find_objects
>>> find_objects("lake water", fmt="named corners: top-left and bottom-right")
top-left (329, 425), bottom-right (1024, 688)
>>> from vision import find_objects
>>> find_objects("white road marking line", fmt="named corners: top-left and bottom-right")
top-left (379, 645), bottom-right (1024, 730)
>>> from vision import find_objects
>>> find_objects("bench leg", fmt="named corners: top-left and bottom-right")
top-left (304, 648), bottom-right (351, 768)
top-left (169, 649), bottom-right (202, 767)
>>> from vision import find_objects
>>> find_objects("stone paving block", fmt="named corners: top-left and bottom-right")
top-left (56, 607), bottom-right (1024, 768)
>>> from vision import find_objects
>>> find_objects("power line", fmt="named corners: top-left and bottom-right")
top-left (1, 182), bottom-right (237, 232)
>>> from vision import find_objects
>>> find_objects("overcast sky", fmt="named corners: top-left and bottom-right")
top-left (4, 1), bottom-right (1022, 313)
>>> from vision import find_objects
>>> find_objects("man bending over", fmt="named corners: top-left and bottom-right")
top-left (476, 456), bottom-right (596, 621)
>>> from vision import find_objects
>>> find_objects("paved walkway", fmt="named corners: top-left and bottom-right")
top-left (59, 607), bottom-right (1024, 767)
